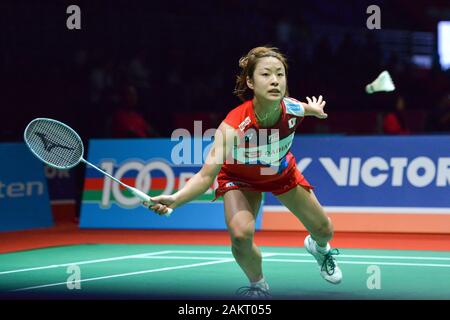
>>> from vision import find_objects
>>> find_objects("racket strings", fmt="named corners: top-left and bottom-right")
top-left (25, 120), bottom-right (83, 168)
top-left (41, 120), bottom-right (82, 166)
top-left (34, 120), bottom-right (81, 166)
top-left (26, 129), bottom-right (75, 167)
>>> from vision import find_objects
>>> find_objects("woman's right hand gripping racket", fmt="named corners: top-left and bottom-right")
top-left (144, 194), bottom-right (177, 216)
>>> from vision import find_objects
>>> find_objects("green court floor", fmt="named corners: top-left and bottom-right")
top-left (1, 244), bottom-right (449, 299)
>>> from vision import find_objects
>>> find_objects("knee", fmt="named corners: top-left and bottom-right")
top-left (311, 218), bottom-right (334, 240)
top-left (228, 224), bottom-right (254, 246)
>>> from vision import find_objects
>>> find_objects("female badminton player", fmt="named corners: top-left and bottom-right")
top-left (145, 46), bottom-right (342, 298)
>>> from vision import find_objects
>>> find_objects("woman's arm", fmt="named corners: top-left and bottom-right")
top-left (146, 121), bottom-right (237, 215)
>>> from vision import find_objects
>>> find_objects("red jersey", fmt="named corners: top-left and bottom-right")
top-left (215, 97), bottom-right (313, 199)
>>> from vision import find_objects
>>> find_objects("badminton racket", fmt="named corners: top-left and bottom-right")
top-left (23, 118), bottom-right (172, 216)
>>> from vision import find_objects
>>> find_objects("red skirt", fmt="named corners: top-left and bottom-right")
top-left (213, 166), bottom-right (314, 201)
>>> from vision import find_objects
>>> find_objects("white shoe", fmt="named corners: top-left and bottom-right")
top-left (236, 282), bottom-right (272, 299)
top-left (304, 235), bottom-right (342, 284)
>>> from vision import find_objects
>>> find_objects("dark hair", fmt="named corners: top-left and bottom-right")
top-left (233, 46), bottom-right (289, 101)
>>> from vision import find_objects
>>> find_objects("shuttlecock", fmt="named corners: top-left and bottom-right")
top-left (365, 70), bottom-right (395, 94)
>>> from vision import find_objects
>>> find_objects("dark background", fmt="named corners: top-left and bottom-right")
top-left (1, 0), bottom-right (450, 141)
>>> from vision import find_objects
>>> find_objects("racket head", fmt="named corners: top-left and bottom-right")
top-left (24, 118), bottom-right (84, 169)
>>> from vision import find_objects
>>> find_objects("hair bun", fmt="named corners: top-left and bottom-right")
top-left (239, 57), bottom-right (248, 69)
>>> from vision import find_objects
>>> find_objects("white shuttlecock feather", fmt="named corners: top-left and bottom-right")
top-left (365, 70), bottom-right (396, 94)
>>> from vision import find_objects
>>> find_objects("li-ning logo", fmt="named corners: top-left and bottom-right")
top-left (35, 132), bottom-right (74, 152)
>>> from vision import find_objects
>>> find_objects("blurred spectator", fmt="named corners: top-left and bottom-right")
top-left (89, 57), bottom-right (116, 105)
top-left (383, 95), bottom-right (410, 135)
top-left (425, 93), bottom-right (450, 133)
top-left (358, 33), bottom-right (381, 77)
top-left (277, 17), bottom-right (293, 46)
top-left (335, 33), bottom-right (357, 72)
top-left (313, 35), bottom-right (334, 72)
top-left (127, 49), bottom-right (150, 90)
top-left (109, 85), bottom-right (159, 138)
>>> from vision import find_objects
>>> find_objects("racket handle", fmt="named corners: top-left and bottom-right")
top-left (129, 187), bottom-right (172, 217)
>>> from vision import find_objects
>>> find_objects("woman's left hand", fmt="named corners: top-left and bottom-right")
top-left (305, 95), bottom-right (328, 119)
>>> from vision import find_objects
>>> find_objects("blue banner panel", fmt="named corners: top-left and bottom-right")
top-left (79, 138), bottom-right (263, 229)
top-left (265, 135), bottom-right (450, 208)
top-left (0, 143), bottom-right (53, 231)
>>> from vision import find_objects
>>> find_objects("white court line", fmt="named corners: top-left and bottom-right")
top-left (0, 251), bottom-right (173, 276)
top-left (136, 256), bottom-right (450, 268)
top-left (8, 252), bottom-right (450, 292)
top-left (167, 250), bottom-right (450, 261)
top-left (264, 258), bottom-right (450, 268)
top-left (266, 253), bottom-right (450, 261)
top-left (136, 256), bottom-right (226, 260)
top-left (3, 249), bottom-right (450, 277)
top-left (10, 258), bottom-right (236, 292)
top-left (315, 254), bottom-right (450, 261)
top-left (136, 253), bottom-right (279, 261)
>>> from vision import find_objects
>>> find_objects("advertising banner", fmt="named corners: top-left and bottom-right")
top-left (80, 136), bottom-right (450, 233)
top-left (0, 143), bottom-right (53, 231)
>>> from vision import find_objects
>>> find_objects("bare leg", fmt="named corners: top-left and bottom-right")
top-left (276, 186), bottom-right (333, 247)
top-left (276, 185), bottom-right (342, 284)
top-left (224, 189), bottom-right (263, 282)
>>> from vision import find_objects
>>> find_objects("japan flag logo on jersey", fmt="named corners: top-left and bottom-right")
top-left (288, 118), bottom-right (297, 128)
